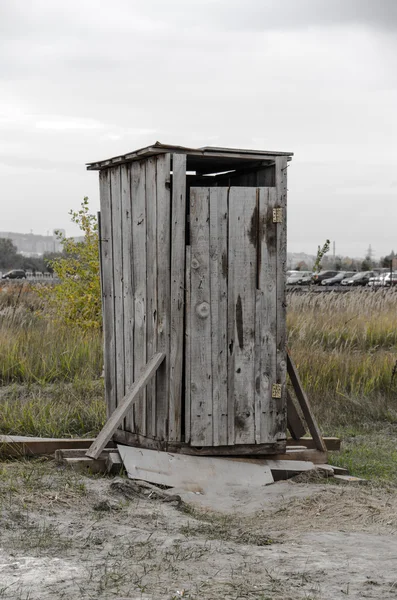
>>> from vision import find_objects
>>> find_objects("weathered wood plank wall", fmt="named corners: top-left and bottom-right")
top-left (99, 153), bottom-right (179, 442)
top-left (100, 156), bottom-right (287, 450)
top-left (186, 185), bottom-right (287, 447)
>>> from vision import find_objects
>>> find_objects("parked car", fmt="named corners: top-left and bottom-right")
top-left (321, 271), bottom-right (355, 286)
top-left (298, 272), bottom-right (313, 285)
top-left (1, 269), bottom-right (26, 280)
top-left (312, 270), bottom-right (339, 284)
top-left (382, 272), bottom-right (397, 286)
top-left (341, 271), bottom-right (375, 286)
top-left (368, 273), bottom-right (388, 287)
top-left (287, 271), bottom-right (312, 285)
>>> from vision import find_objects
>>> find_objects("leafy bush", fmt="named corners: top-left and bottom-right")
top-left (44, 198), bottom-right (101, 330)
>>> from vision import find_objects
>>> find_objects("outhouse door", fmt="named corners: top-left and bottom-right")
top-left (185, 186), bottom-right (287, 448)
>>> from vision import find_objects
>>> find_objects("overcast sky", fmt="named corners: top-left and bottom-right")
top-left (1, 0), bottom-right (396, 258)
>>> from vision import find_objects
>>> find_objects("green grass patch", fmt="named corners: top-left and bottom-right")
top-left (0, 381), bottom-right (106, 437)
top-left (329, 424), bottom-right (397, 485)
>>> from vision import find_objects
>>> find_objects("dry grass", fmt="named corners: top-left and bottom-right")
top-left (287, 288), bottom-right (397, 429)
top-left (0, 283), bottom-right (102, 385)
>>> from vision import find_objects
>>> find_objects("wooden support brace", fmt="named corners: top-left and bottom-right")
top-left (287, 349), bottom-right (327, 453)
top-left (286, 389), bottom-right (306, 440)
top-left (86, 353), bottom-right (165, 459)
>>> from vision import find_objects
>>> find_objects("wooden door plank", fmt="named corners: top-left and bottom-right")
top-left (131, 160), bottom-right (147, 435)
top-left (155, 154), bottom-right (171, 441)
top-left (286, 389), bottom-right (306, 440)
top-left (99, 170), bottom-right (116, 417)
top-left (169, 153), bottom-right (187, 441)
top-left (254, 289), bottom-right (263, 444)
top-left (257, 187), bottom-right (279, 443)
top-left (287, 349), bottom-right (327, 453)
top-left (228, 187), bottom-right (257, 445)
top-left (190, 187), bottom-right (213, 446)
top-left (145, 157), bottom-right (158, 438)
top-left (275, 157), bottom-right (288, 436)
top-left (86, 353), bottom-right (165, 459)
top-left (184, 246), bottom-right (192, 444)
top-left (209, 187), bottom-right (228, 446)
top-left (121, 164), bottom-right (134, 431)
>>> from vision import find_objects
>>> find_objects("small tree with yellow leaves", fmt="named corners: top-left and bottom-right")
top-left (45, 198), bottom-right (102, 330)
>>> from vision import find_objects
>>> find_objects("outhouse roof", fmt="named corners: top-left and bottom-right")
top-left (86, 141), bottom-right (293, 172)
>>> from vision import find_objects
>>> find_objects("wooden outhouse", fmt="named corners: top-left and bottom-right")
top-left (87, 142), bottom-right (293, 456)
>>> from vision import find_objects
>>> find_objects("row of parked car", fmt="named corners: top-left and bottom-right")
top-left (287, 270), bottom-right (397, 287)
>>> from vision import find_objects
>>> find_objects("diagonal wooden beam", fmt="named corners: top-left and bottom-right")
top-left (287, 349), bottom-right (327, 453)
top-left (286, 389), bottom-right (306, 440)
top-left (86, 353), bottom-right (165, 459)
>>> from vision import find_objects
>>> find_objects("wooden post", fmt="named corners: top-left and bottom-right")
top-left (287, 349), bottom-right (327, 453)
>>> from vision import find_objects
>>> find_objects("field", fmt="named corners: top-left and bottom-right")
top-left (1, 283), bottom-right (397, 599)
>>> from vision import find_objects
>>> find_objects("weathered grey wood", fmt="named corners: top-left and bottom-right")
top-left (226, 188), bottom-right (235, 445)
top-left (287, 389), bottom-right (306, 440)
top-left (99, 170), bottom-right (116, 417)
top-left (169, 153), bottom-right (186, 441)
top-left (287, 437), bottom-right (341, 451)
top-left (112, 429), bottom-right (285, 456)
top-left (184, 246), bottom-right (191, 444)
top-left (118, 445), bottom-right (274, 491)
top-left (145, 157), bottom-right (157, 438)
top-left (0, 436), bottom-right (114, 457)
top-left (275, 157), bottom-right (288, 437)
top-left (155, 154), bottom-right (171, 441)
top-left (110, 168), bottom-right (124, 410)
top-left (254, 289), bottom-right (263, 444)
top-left (131, 160), bottom-right (147, 435)
top-left (86, 353), bottom-right (165, 459)
top-left (228, 188), bottom-right (257, 444)
top-left (190, 187), bottom-right (213, 446)
top-left (210, 188), bottom-right (228, 446)
top-left (87, 142), bottom-right (293, 171)
top-left (258, 187), bottom-right (278, 443)
top-left (121, 164), bottom-right (134, 431)
top-left (287, 349), bottom-right (327, 453)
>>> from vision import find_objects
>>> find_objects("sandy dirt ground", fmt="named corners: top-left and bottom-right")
top-left (0, 461), bottom-right (397, 599)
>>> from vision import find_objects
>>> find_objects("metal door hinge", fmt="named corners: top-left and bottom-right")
top-left (272, 383), bottom-right (282, 398)
top-left (273, 207), bottom-right (283, 223)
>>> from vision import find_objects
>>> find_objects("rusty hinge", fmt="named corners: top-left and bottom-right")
top-left (273, 207), bottom-right (283, 223)
top-left (272, 383), bottom-right (282, 398)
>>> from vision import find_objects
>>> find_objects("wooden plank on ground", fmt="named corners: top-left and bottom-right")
top-left (117, 445), bottom-right (274, 491)
top-left (155, 154), bottom-right (171, 441)
top-left (190, 187), bottom-right (213, 446)
top-left (272, 448), bottom-right (327, 464)
top-left (145, 157), bottom-right (158, 438)
top-left (121, 164), bottom-right (134, 432)
top-left (0, 437), bottom-right (115, 457)
top-left (99, 170), bottom-right (116, 417)
top-left (131, 160), bottom-right (147, 435)
top-left (287, 437), bottom-right (341, 451)
top-left (228, 187), bottom-right (257, 445)
top-left (209, 187), bottom-right (228, 446)
top-left (264, 458), bottom-right (315, 480)
top-left (275, 157), bottom-right (288, 436)
top-left (110, 167), bottom-right (124, 411)
top-left (287, 349), bottom-right (327, 453)
top-left (287, 389), bottom-right (306, 440)
top-left (257, 187), bottom-right (279, 443)
top-left (85, 352), bottom-right (165, 459)
top-left (169, 153), bottom-right (187, 441)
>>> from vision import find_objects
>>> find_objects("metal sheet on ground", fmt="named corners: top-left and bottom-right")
top-left (117, 445), bottom-right (274, 491)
